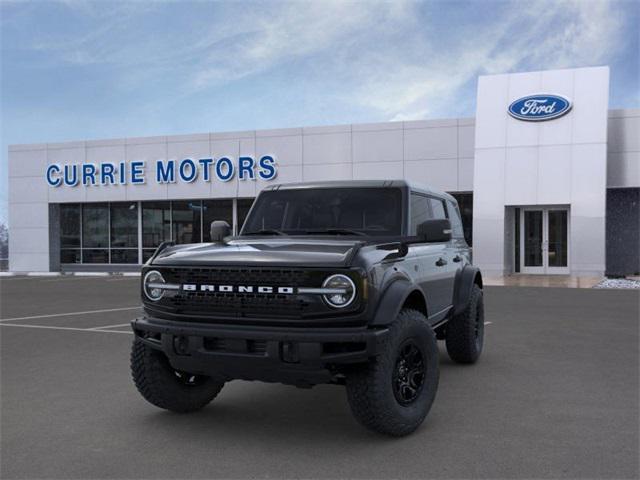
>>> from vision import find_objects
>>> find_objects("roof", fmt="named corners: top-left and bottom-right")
top-left (262, 180), bottom-right (456, 201)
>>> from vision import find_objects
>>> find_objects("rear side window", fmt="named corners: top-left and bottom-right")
top-left (446, 200), bottom-right (465, 239)
top-left (410, 193), bottom-right (431, 234)
top-left (429, 198), bottom-right (447, 219)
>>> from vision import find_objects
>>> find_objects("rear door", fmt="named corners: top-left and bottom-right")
top-left (407, 193), bottom-right (452, 321)
top-left (427, 196), bottom-right (457, 314)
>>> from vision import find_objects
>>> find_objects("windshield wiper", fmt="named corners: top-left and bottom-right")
top-left (243, 229), bottom-right (287, 236)
top-left (304, 228), bottom-right (366, 236)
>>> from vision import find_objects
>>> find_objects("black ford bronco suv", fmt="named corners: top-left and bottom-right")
top-left (131, 180), bottom-right (484, 436)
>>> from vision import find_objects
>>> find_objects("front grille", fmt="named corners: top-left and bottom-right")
top-left (165, 267), bottom-right (313, 286)
top-left (157, 267), bottom-right (333, 319)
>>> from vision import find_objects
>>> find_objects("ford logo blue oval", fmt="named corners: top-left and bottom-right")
top-left (508, 94), bottom-right (572, 121)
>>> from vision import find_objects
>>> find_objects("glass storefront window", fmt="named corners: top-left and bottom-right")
top-left (60, 204), bottom-right (81, 248)
top-left (60, 249), bottom-right (81, 264)
top-left (82, 204), bottom-right (109, 249)
top-left (237, 198), bottom-right (254, 233)
top-left (111, 249), bottom-right (139, 264)
top-left (202, 200), bottom-right (233, 241)
top-left (111, 203), bottom-right (138, 248)
top-left (172, 200), bottom-right (202, 244)
top-left (142, 202), bottom-right (171, 248)
top-left (82, 249), bottom-right (109, 264)
top-left (59, 198), bottom-right (251, 265)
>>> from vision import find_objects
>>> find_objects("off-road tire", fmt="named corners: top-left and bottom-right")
top-left (131, 340), bottom-right (225, 412)
top-left (345, 309), bottom-right (439, 436)
top-left (445, 284), bottom-right (484, 364)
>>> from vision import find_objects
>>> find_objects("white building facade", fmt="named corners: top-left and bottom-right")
top-left (8, 66), bottom-right (640, 277)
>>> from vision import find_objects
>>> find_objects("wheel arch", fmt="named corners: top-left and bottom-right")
top-left (370, 279), bottom-right (429, 327)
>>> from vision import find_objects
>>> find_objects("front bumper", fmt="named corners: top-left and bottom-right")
top-left (131, 316), bottom-right (388, 386)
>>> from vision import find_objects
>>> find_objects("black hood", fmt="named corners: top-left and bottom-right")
top-left (151, 237), bottom-right (365, 268)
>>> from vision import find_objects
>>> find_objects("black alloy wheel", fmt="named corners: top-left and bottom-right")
top-left (392, 340), bottom-right (426, 405)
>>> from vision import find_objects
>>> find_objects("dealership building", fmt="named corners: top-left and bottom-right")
top-left (7, 66), bottom-right (640, 277)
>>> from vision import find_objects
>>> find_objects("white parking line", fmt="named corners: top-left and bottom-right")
top-left (484, 321), bottom-right (493, 325)
top-left (0, 306), bottom-right (141, 323)
top-left (89, 323), bottom-right (132, 330)
top-left (0, 323), bottom-right (133, 334)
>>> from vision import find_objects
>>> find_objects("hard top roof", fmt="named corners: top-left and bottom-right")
top-left (262, 180), bottom-right (456, 202)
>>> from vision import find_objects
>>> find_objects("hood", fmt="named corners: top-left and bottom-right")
top-left (151, 237), bottom-right (365, 268)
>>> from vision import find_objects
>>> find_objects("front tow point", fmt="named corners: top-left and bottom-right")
top-left (173, 336), bottom-right (190, 356)
top-left (281, 341), bottom-right (300, 363)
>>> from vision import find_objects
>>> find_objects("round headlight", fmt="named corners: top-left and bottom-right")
top-left (322, 274), bottom-right (356, 308)
top-left (143, 270), bottom-right (166, 301)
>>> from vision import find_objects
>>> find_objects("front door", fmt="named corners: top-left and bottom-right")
top-left (520, 208), bottom-right (569, 274)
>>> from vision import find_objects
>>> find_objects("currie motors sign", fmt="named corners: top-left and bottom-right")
top-left (508, 94), bottom-right (572, 121)
top-left (45, 155), bottom-right (277, 187)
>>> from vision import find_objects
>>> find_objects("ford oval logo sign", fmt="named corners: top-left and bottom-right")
top-left (508, 94), bottom-right (572, 121)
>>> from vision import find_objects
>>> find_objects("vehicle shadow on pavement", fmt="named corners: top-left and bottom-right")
top-left (131, 351), bottom-right (460, 444)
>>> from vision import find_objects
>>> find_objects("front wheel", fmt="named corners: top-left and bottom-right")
top-left (131, 340), bottom-right (225, 413)
top-left (345, 309), bottom-right (439, 436)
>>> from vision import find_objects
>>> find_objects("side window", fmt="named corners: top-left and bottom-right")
top-left (446, 200), bottom-right (465, 239)
top-left (429, 198), bottom-right (447, 219)
top-left (410, 193), bottom-right (431, 234)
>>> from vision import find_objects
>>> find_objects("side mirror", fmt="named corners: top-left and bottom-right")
top-left (210, 220), bottom-right (231, 242)
top-left (417, 219), bottom-right (452, 243)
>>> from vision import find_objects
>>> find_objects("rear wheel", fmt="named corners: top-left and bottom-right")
top-left (345, 309), bottom-right (439, 436)
top-left (445, 284), bottom-right (484, 364)
top-left (131, 340), bottom-right (225, 413)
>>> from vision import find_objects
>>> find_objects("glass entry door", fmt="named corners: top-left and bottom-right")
top-left (520, 208), bottom-right (569, 274)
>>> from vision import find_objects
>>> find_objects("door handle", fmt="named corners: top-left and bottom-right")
top-left (453, 255), bottom-right (462, 263)
top-left (435, 257), bottom-right (447, 267)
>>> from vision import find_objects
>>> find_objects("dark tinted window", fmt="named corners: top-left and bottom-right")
top-left (410, 193), bottom-right (430, 235)
top-left (243, 188), bottom-right (403, 236)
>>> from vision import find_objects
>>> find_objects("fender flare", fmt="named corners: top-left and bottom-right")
top-left (370, 278), bottom-right (425, 327)
top-left (453, 265), bottom-right (483, 316)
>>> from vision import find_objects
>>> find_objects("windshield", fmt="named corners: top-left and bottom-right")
top-left (241, 188), bottom-right (403, 236)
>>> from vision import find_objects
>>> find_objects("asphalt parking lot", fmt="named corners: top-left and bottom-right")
top-left (1, 276), bottom-right (638, 479)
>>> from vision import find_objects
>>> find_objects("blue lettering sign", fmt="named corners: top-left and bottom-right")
top-left (46, 164), bottom-right (61, 187)
top-left (156, 160), bottom-right (175, 183)
top-left (258, 156), bottom-right (277, 180)
top-left (101, 163), bottom-right (116, 185)
top-left (198, 158), bottom-right (213, 182)
top-left (215, 157), bottom-right (234, 182)
top-left (130, 161), bottom-right (145, 184)
top-left (45, 155), bottom-right (277, 187)
top-left (179, 159), bottom-right (197, 183)
top-left (238, 157), bottom-right (255, 180)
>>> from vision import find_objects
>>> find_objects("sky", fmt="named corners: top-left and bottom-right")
top-left (1, 0), bottom-right (638, 225)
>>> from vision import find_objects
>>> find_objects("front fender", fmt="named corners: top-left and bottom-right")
top-left (453, 265), bottom-right (483, 316)
top-left (370, 278), bottom-right (423, 327)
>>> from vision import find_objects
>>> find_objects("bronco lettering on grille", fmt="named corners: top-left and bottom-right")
top-left (182, 284), bottom-right (295, 294)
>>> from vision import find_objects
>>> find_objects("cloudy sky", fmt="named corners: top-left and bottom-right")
top-left (1, 0), bottom-right (638, 224)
